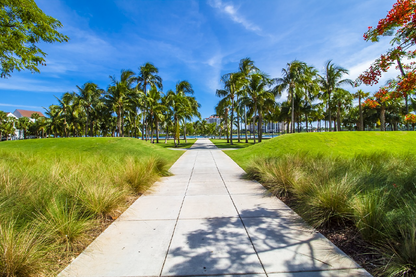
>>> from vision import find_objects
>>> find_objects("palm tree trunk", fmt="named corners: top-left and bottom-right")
top-left (184, 120), bottom-right (187, 143)
top-left (291, 88), bottom-right (295, 133)
top-left (253, 103), bottom-right (257, 144)
top-left (165, 125), bottom-right (168, 144)
top-left (380, 105), bottom-right (386, 131)
top-left (117, 108), bottom-right (122, 137)
top-left (230, 102), bottom-right (234, 145)
top-left (337, 104), bottom-right (341, 131)
top-left (244, 105), bottom-right (248, 143)
top-left (359, 96), bottom-right (363, 131)
top-left (237, 96), bottom-right (241, 143)
top-left (328, 92), bottom-right (332, 132)
top-left (258, 111), bottom-right (262, 143)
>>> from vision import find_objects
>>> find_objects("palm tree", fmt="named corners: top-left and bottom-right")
top-left (332, 88), bottom-right (353, 131)
top-left (216, 73), bottom-right (243, 145)
top-left (318, 60), bottom-right (353, 132)
top-left (353, 89), bottom-right (370, 131)
top-left (238, 58), bottom-right (259, 143)
top-left (273, 60), bottom-right (308, 133)
top-left (77, 82), bottom-right (103, 137)
top-left (55, 92), bottom-right (77, 137)
top-left (166, 80), bottom-right (194, 147)
top-left (0, 111), bottom-right (7, 140)
top-left (136, 63), bottom-right (163, 140)
top-left (215, 97), bottom-right (230, 142)
top-left (106, 70), bottom-right (136, 137)
top-left (241, 72), bottom-right (274, 143)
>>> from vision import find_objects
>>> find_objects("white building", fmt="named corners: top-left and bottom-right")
top-left (13, 109), bottom-right (44, 122)
top-left (205, 115), bottom-right (221, 125)
top-left (247, 122), bottom-right (285, 133)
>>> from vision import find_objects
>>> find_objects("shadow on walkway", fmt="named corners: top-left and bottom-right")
top-left (164, 208), bottom-right (362, 276)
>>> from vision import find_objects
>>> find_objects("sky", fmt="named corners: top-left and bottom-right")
top-left (0, 0), bottom-right (401, 119)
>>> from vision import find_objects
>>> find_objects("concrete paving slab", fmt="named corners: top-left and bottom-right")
top-left (59, 220), bottom-right (176, 277)
top-left (186, 183), bottom-right (229, 196)
top-left (191, 173), bottom-right (224, 182)
top-left (162, 218), bottom-right (265, 276)
top-left (144, 182), bottom-right (188, 196)
top-left (118, 195), bottom-right (183, 220)
top-left (221, 173), bottom-right (248, 182)
top-left (160, 174), bottom-right (191, 183)
top-left (268, 269), bottom-right (371, 276)
top-left (193, 166), bottom-right (220, 174)
top-left (232, 194), bottom-right (294, 218)
top-left (180, 195), bottom-right (239, 219)
top-left (225, 181), bottom-right (269, 195)
top-left (243, 217), bottom-right (360, 273)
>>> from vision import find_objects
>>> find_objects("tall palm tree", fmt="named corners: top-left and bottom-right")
top-left (77, 82), bottom-right (103, 137)
top-left (238, 58), bottom-right (259, 143)
top-left (353, 89), bottom-right (370, 131)
top-left (166, 80), bottom-right (194, 147)
top-left (318, 60), bottom-right (353, 132)
top-left (216, 73), bottom-right (243, 145)
top-left (106, 70), bottom-right (136, 137)
top-left (136, 63), bottom-right (163, 140)
top-left (273, 60), bottom-right (308, 133)
top-left (332, 88), bottom-right (353, 131)
top-left (215, 97), bottom-right (231, 142)
top-left (241, 72), bottom-right (274, 143)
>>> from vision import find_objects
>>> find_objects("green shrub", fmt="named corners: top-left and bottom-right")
top-left (0, 221), bottom-right (50, 277)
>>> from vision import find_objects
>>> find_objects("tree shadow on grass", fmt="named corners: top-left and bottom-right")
top-left (162, 207), bottom-right (365, 276)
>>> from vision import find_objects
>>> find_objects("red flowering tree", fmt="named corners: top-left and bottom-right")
top-left (359, 0), bottom-right (416, 127)
top-left (405, 113), bottom-right (416, 129)
top-left (363, 86), bottom-right (402, 131)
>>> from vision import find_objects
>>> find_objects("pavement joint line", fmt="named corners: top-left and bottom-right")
top-left (159, 150), bottom-right (198, 277)
top-left (210, 149), bottom-right (269, 277)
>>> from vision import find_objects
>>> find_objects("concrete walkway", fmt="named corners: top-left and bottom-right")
top-left (60, 139), bottom-right (370, 277)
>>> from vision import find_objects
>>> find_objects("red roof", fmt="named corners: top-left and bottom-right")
top-left (15, 109), bottom-right (45, 118)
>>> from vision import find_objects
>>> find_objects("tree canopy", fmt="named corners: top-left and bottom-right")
top-left (0, 0), bottom-right (69, 78)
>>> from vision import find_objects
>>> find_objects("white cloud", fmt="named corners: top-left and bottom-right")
top-left (0, 103), bottom-right (43, 110)
top-left (208, 0), bottom-right (262, 34)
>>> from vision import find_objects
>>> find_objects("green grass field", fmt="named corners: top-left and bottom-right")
top-left (224, 131), bottom-right (416, 275)
top-left (226, 131), bottom-right (416, 169)
top-left (0, 137), bottom-right (183, 276)
top-left (210, 138), bottom-right (270, 148)
top-left (152, 138), bottom-right (196, 149)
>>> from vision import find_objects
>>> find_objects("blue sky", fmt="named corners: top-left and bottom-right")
top-left (0, 0), bottom-right (399, 118)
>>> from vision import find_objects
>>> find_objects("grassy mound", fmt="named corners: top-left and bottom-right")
top-left (226, 131), bottom-right (416, 169)
top-left (0, 137), bottom-right (183, 276)
top-left (225, 132), bottom-right (416, 276)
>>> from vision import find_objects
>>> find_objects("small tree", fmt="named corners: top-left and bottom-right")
top-left (0, 0), bottom-right (69, 78)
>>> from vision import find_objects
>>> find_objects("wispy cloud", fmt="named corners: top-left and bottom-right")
top-left (208, 0), bottom-right (262, 34)
top-left (0, 103), bottom-right (43, 110)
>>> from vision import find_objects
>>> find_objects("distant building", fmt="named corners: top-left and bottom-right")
top-left (205, 115), bottom-right (221, 125)
top-left (13, 109), bottom-right (45, 123)
top-left (247, 122), bottom-right (285, 133)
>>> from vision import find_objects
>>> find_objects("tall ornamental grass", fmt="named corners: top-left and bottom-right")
top-left (0, 141), bottom-right (174, 276)
top-left (246, 153), bottom-right (416, 276)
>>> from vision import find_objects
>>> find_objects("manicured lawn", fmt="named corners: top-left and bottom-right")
top-left (0, 137), bottom-right (183, 276)
top-left (226, 131), bottom-right (416, 169)
top-left (210, 138), bottom-right (270, 149)
top-left (152, 138), bottom-right (197, 149)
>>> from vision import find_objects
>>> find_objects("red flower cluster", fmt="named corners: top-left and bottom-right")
top-left (405, 113), bottom-right (416, 123)
top-left (364, 0), bottom-right (416, 41)
top-left (397, 70), bottom-right (416, 96)
top-left (363, 98), bottom-right (380, 109)
top-left (358, 47), bottom-right (407, 85)
top-left (374, 87), bottom-right (391, 103)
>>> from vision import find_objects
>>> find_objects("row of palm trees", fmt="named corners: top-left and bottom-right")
top-left (215, 58), bottom-right (413, 144)
top-left (3, 63), bottom-right (201, 146)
